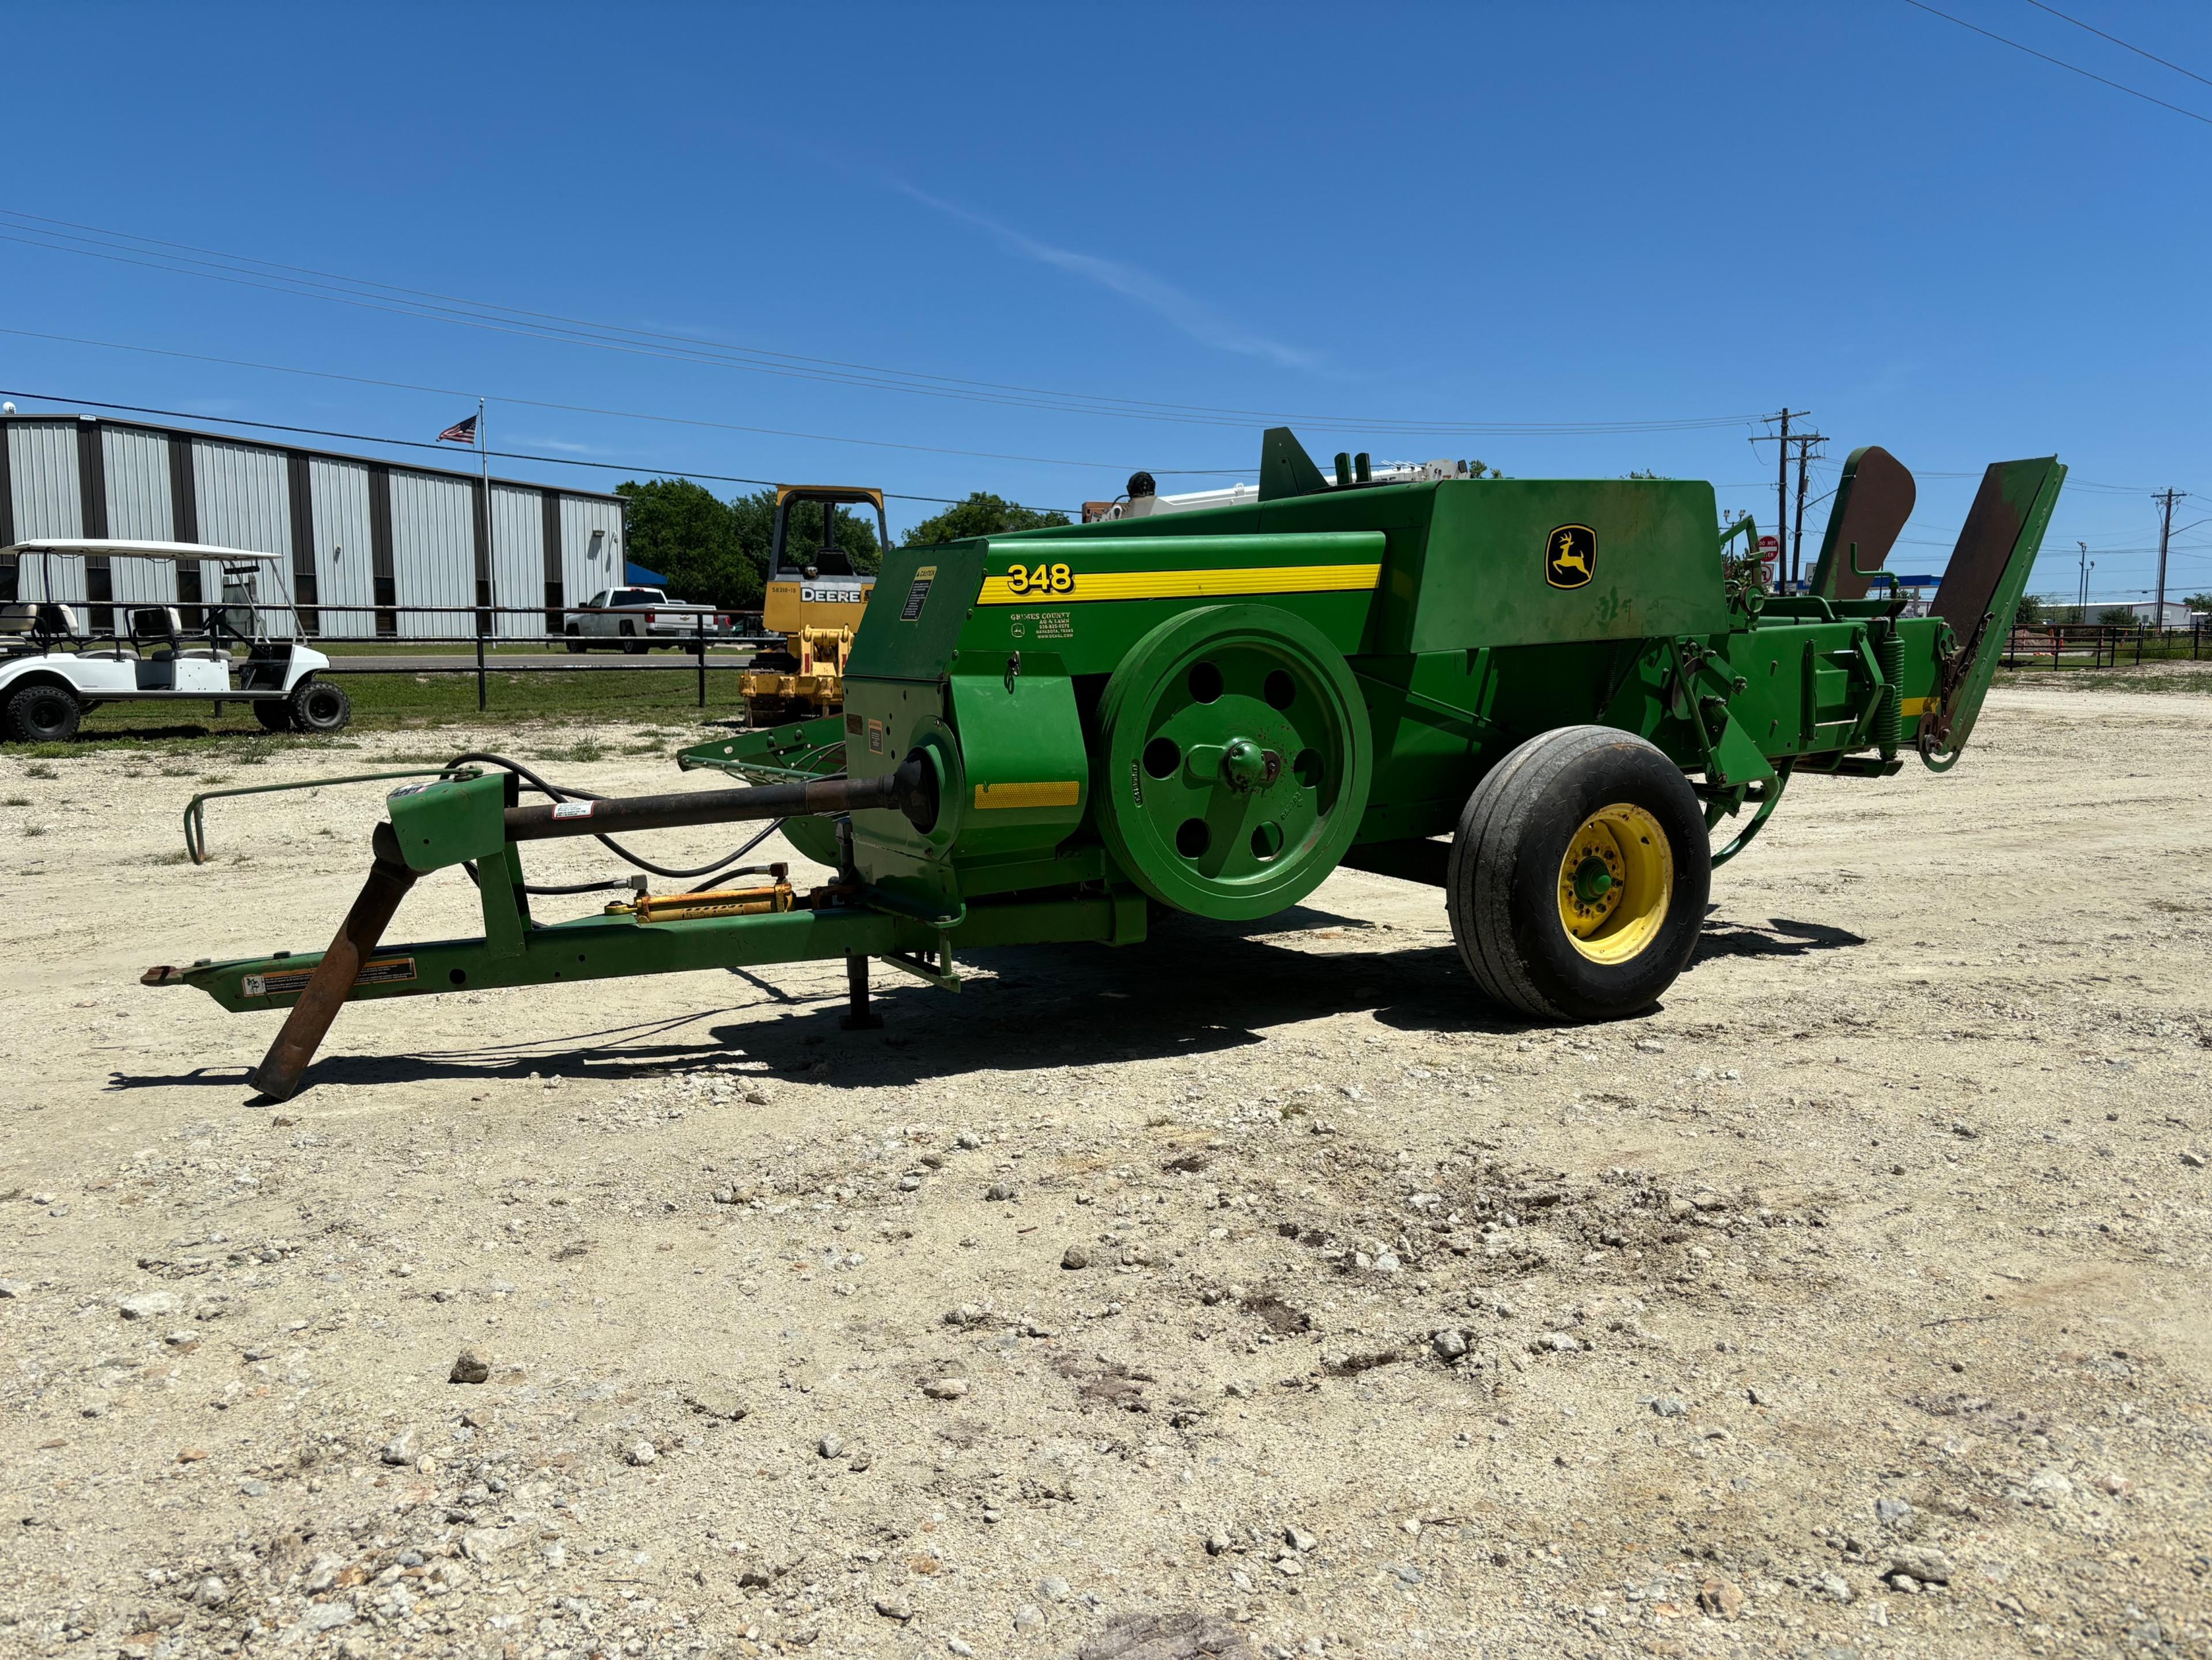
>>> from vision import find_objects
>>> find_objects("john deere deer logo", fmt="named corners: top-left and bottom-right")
top-left (1546, 524), bottom-right (1597, 589)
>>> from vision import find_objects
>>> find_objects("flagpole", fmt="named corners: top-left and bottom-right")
top-left (478, 396), bottom-right (495, 642)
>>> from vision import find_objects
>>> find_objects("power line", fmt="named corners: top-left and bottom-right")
top-left (2017, 0), bottom-right (2212, 92)
top-left (0, 389), bottom-right (1080, 516)
top-left (1897, 0), bottom-right (2212, 128)
top-left (0, 325), bottom-right (1244, 475)
top-left (0, 207), bottom-right (1763, 438)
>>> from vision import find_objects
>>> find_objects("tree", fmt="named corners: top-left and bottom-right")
top-left (615, 478), bottom-right (756, 609)
top-left (2182, 592), bottom-right (2212, 616)
top-left (2012, 592), bottom-right (2051, 626)
top-left (2097, 606), bottom-right (2138, 627)
top-left (902, 492), bottom-right (1070, 546)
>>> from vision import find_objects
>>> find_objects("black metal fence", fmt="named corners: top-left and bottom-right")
top-left (2003, 622), bottom-right (2207, 670)
top-left (306, 603), bottom-right (776, 710)
top-left (25, 598), bottom-right (776, 711)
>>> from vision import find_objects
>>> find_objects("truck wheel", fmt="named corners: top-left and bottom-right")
top-left (288, 677), bottom-right (353, 734)
top-left (253, 699), bottom-right (294, 733)
top-left (620, 623), bottom-right (646, 656)
top-left (565, 626), bottom-right (586, 655)
top-left (1446, 725), bottom-right (1709, 1022)
top-left (5, 682), bottom-right (81, 744)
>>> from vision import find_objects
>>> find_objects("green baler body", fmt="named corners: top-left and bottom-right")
top-left (160, 432), bottom-right (2061, 1038)
top-left (816, 451), bottom-right (2058, 921)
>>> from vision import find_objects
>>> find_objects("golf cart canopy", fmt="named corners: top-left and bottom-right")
top-left (1, 539), bottom-right (285, 564)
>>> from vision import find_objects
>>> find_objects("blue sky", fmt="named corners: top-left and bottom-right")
top-left (3, 2), bottom-right (2209, 602)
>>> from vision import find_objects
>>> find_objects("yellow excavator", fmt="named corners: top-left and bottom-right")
top-left (739, 485), bottom-right (886, 725)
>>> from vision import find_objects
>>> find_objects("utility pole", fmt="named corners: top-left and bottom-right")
top-left (2153, 489), bottom-right (2183, 627)
top-left (2076, 540), bottom-right (2090, 618)
top-left (1752, 410), bottom-right (1811, 590)
top-left (1789, 427), bottom-right (1827, 588)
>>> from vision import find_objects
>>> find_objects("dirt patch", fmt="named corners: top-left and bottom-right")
top-left (0, 691), bottom-right (2206, 1657)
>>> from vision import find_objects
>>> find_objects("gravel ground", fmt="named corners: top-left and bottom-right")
top-left (0, 687), bottom-right (2206, 1660)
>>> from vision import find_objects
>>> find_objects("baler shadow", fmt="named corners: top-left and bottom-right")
top-left (108, 914), bottom-right (1546, 1098)
top-left (704, 920), bottom-right (1548, 1087)
top-left (1691, 917), bottom-right (1866, 963)
top-left (104, 1008), bottom-right (768, 1095)
top-left (118, 902), bottom-right (1808, 1099)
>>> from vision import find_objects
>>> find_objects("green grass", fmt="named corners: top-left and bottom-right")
top-left (0, 669), bottom-right (742, 761)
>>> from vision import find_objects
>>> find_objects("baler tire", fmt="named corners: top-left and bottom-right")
top-left (1447, 725), bottom-right (1709, 1022)
top-left (5, 681), bottom-right (82, 744)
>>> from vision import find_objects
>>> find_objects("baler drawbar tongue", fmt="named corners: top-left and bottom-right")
top-left (242, 757), bottom-right (936, 1102)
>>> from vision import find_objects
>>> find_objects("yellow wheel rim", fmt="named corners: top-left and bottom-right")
top-left (1556, 802), bottom-right (1672, 965)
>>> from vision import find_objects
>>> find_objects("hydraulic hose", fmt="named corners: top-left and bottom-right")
top-left (443, 750), bottom-right (802, 888)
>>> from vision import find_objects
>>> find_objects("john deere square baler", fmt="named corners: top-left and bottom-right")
top-left (143, 431), bottom-right (2060, 1099)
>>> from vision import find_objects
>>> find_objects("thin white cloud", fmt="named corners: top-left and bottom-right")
top-left (889, 180), bottom-right (1323, 373)
top-left (508, 435), bottom-right (601, 453)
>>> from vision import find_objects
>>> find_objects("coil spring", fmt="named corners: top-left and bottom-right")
top-left (1875, 625), bottom-right (1905, 759)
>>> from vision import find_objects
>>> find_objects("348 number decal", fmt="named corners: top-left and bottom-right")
top-left (1003, 562), bottom-right (1075, 596)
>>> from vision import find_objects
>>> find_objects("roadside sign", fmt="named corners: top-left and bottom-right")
top-left (1756, 534), bottom-right (1781, 568)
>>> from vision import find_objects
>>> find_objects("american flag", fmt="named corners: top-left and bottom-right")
top-left (438, 413), bottom-right (478, 445)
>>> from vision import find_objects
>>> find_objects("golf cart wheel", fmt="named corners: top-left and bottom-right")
top-left (1446, 725), bottom-right (1709, 1022)
top-left (619, 623), bottom-right (647, 656)
top-left (287, 677), bottom-right (353, 734)
top-left (253, 698), bottom-right (294, 733)
top-left (5, 682), bottom-right (82, 744)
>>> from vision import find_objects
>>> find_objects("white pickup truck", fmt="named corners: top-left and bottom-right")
top-left (564, 587), bottom-right (733, 653)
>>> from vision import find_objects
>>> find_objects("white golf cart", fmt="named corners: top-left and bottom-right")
top-left (0, 539), bottom-right (351, 744)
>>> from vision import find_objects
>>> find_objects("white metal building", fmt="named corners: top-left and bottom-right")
top-left (2127, 600), bottom-right (2199, 627)
top-left (0, 413), bottom-right (628, 640)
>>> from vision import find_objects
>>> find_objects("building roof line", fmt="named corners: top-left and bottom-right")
top-left (0, 410), bottom-right (628, 505)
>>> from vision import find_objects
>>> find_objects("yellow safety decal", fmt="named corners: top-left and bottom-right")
top-left (974, 780), bottom-right (1081, 810)
top-left (1899, 695), bottom-right (1936, 716)
top-left (977, 562), bottom-right (1382, 606)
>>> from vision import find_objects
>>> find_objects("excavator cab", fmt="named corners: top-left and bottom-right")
top-left (744, 486), bottom-right (888, 725)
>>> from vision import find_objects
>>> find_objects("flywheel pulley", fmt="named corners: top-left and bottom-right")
top-left (1095, 603), bottom-right (1371, 920)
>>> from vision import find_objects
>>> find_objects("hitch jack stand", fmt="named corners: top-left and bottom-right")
top-left (839, 953), bottom-right (882, 1030)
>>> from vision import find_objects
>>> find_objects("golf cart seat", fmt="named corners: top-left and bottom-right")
top-left (0, 602), bottom-right (84, 648)
top-left (138, 604), bottom-right (229, 661)
top-left (128, 605), bottom-right (191, 658)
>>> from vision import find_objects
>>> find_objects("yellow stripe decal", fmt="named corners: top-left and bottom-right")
top-left (1899, 695), bottom-right (1936, 716)
top-left (977, 562), bottom-right (1382, 605)
top-left (974, 780), bottom-right (1081, 811)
